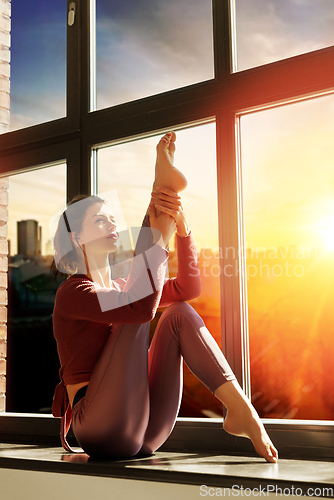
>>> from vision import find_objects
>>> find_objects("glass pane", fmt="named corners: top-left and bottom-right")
top-left (234, 0), bottom-right (334, 72)
top-left (98, 123), bottom-right (224, 417)
top-left (95, 0), bottom-right (214, 110)
top-left (241, 95), bottom-right (334, 420)
top-left (6, 164), bottom-right (66, 413)
top-left (8, 0), bottom-right (66, 132)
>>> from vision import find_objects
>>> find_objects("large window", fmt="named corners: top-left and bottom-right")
top-left (241, 95), bottom-right (334, 420)
top-left (6, 165), bottom-right (66, 412)
top-left (1, 0), bottom-right (334, 451)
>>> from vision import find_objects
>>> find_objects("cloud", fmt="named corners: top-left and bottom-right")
top-left (235, 0), bottom-right (334, 71)
top-left (96, 0), bottom-right (214, 108)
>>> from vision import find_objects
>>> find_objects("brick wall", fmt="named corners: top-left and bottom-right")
top-left (0, 0), bottom-right (10, 412)
top-left (0, 177), bottom-right (8, 412)
top-left (0, 0), bottom-right (10, 133)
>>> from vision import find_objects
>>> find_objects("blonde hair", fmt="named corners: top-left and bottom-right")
top-left (51, 194), bottom-right (105, 277)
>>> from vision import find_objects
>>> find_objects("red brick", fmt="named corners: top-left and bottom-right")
top-left (0, 273), bottom-right (6, 288)
top-left (0, 177), bottom-right (9, 190)
top-left (0, 325), bottom-right (6, 340)
top-left (0, 306), bottom-right (7, 322)
top-left (0, 340), bottom-right (6, 358)
top-left (0, 376), bottom-right (5, 393)
top-left (0, 256), bottom-right (7, 272)
top-left (0, 92), bottom-right (9, 109)
top-left (0, 205), bottom-right (8, 223)
top-left (0, 190), bottom-right (8, 205)
top-left (0, 395), bottom-right (5, 412)
top-left (0, 76), bottom-right (10, 94)
top-left (0, 62), bottom-right (10, 79)
top-left (0, 225), bottom-right (7, 238)
top-left (0, 288), bottom-right (7, 305)
top-left (0, 239), bottom-right (7, 255)
top-left (0, 359), bottom-right (6, 375)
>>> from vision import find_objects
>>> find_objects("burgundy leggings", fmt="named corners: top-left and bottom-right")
top-left (71, 302), bottom-right (236, 458)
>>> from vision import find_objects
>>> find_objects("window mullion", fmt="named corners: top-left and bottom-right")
top-left (225, 46), bottom-right (334, 113)
top-left (212, 0), bottom-right (232, 83)
top-left (66, 0), bottom-right (81, 131)
top-left (66, 0), bottom-right (93, 199)
top-left (216, 108), bottom-right (246, 391)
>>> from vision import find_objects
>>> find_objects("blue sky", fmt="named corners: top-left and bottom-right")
top-left (10, 0), bottom-right (66, 129)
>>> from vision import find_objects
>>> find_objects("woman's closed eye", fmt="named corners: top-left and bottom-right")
top-left (95, 216), bottom-right (117, 227)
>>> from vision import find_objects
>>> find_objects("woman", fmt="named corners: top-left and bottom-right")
top-left (51, 133), bottom-right (278, 462)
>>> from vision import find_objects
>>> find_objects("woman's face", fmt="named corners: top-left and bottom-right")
top-left (76, 202), bottom-right (119, 255)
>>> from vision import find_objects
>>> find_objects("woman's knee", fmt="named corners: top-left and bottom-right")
top-left (76, 430), bottom-right (143, 458)
top-left (159, 302), bottom-right (205, 333)
top-left (162, 301), bottom-right (201, 322)
top-left (163, 301), bottom-right (195, 316)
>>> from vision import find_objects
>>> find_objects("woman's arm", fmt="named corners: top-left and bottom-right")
top-left (56, 239), bottom-right (169, 325)
top-left (159, 232), bottom-right (201, 306)
top-left (56, 203), bottom-right (179, 325)
top-left (150, 188), bottom-right (201, 305)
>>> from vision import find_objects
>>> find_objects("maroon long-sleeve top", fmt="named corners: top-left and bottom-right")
top-left (52, 230), bottom-right (201, 419)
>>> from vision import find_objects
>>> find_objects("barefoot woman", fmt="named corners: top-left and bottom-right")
top-left (51, 133), bottom-right (278, 462)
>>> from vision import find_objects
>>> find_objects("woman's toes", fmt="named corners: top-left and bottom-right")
top-left (256, 437), bottom-right (278, 463)
top-left (269, 445), bottom-right (278, 462)
top-left (163, 131), bottom-right (176, 145)
top-left (168, 131), bottom-right (176, 142)
top-left (266, 449), bottom-right (278, 463)
top-left (158, 133), bottom-right (172, 149)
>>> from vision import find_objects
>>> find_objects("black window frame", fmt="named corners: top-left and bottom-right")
top-left (1, 0), bottom-right (334, 458)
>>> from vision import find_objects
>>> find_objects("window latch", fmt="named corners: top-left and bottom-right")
top-left (68, 2), bottom-right (76, 26)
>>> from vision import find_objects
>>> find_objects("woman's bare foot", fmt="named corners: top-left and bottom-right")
top-left (215, 381), bottom-right (278, 463)
top-left (153, 132), bottom-right (188, 194)
top-left (223, 404), bottom-right (278, 463)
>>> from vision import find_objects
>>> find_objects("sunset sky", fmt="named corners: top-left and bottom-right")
top-left (6, 0), bottom-right (334, 256)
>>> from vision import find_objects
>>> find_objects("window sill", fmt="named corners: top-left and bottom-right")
top-left (0, 413), bottom-right (333, 460)
top-left (0, 442), bottom-right (333, 498)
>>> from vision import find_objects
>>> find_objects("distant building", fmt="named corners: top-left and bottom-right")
top-left (45, 239), bottom-right (52, 256)
top-left (17, 220), bottom-right (42, 259)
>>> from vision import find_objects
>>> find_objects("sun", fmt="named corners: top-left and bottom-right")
top-left (323, 232), bottom-right (334, 251)
top-left (320, 214), bottom-right (334, 251)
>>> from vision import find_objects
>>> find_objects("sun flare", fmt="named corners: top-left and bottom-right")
top-left (320, 214), bottom-right (334, 251)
